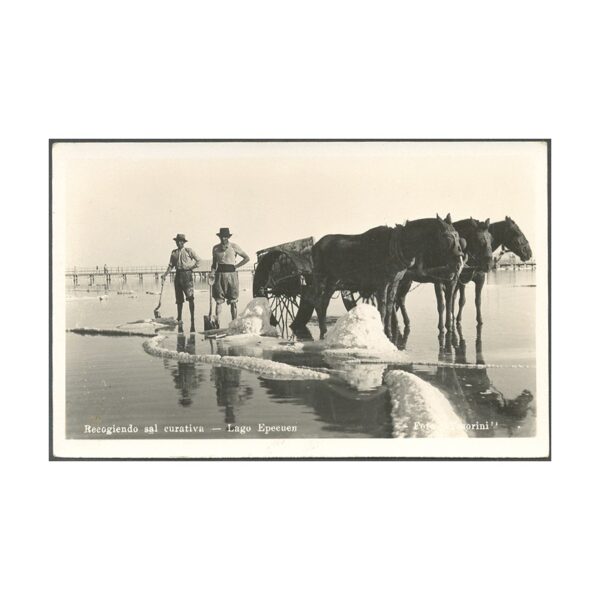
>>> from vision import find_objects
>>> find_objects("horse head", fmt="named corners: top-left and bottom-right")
top-left (466, 217), bottom-right (494, 272)
top-left (503, 216), bottom-right (532, 261)
top-left (435, 213), bottom-right (464, 276)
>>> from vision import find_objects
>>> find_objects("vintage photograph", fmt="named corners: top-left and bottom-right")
top-left (51, 140), bottom-right (550, 459)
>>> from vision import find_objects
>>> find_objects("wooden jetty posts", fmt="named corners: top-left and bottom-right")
top-left (493, 258), bottom-right (537, 270)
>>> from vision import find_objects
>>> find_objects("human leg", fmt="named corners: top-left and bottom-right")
top-left (175, 272), bottom-right (185, 324)
top-left (181, 271), bottom-right (195, 332)
top-left (212, 274), bottom-right (226, 327)
top-left (188, 298), bottom-right (195, 331)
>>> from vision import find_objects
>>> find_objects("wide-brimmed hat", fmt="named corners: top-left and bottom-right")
top-left (217, 227), bottom-right (232, 238)
top-left (173, 233), bottom-right (188, 242)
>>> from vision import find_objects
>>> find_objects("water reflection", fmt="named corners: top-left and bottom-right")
top-left (259, 374), bottom-right (393, 437)
top-left (168, 334), bottom-right (203, 406)
top-left (417, 325), bottom-right (534, 436)
top-left (209, 341), bottom-right (254, 424)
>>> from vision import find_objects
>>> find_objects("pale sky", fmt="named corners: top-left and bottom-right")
top-left (54, 141), bottom-right (547, 268)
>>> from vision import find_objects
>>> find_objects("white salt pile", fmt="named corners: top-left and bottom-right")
top-left (227, 298), bottom-right (278, 336)
top-left (324, 304), bottom-right (399, 354)
top-left (384, 370), bottom-right (467, 438)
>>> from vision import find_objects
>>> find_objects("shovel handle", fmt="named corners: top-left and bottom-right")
top-left (155, 278), bottom-right (166, 312)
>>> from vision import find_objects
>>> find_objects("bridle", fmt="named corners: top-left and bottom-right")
top-left (443, 230), bottom-right (461, 255)
top-left (501, 235), bottom-right (529, 259)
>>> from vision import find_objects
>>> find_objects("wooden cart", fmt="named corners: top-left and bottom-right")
top-left (252, 237), bottom-right (374, 336)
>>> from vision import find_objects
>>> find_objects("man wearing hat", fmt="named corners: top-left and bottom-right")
top-left (210, 227), bottom-right (250, 324)
top-left (162, 234), bottom-right (201, 332)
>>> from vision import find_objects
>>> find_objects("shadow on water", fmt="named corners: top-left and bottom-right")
top-left (408, 324), bottom-right (535, 436)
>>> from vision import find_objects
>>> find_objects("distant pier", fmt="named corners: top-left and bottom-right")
top-left (493, 259), bottom-right (536, 271)
top-left (66, 266), bottom-right (252, 286)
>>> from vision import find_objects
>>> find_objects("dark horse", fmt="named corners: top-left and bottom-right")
top-left (396, 217), bottom-right (493, 332)
top-left (311, 214), bottom-right (464, 340)
top-left (453, 216), bottom-right (532, 326)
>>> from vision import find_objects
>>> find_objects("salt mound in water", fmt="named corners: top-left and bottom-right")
top-left (385, 370), bottom-right (467, 438)
top-left (324, 304), bottom-right (397, 352)
top-left (336, 362), bottom-right (387, 391)
top-left (227, 298), bottom-right (278, 336)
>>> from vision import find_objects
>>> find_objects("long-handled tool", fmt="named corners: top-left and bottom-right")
top-left (153, 278), bottom-right (165, 319)
top-left (204, 283), bottom-right (219, 330)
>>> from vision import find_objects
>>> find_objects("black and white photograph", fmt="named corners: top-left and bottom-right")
top-left (51, 140), bottom-right (549, 459)
top-left (9, 0), bottom-right (600, 597)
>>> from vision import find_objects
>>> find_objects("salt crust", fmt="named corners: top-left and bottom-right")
top-left (68, 327), bottom-right (157, 338)
top-left (143, 336), bottom-right (329, 380)
top-left (384, 370), bottom-right (467, 438)
top-left (69, 318), bottom-right (177, 337)
top-left (331, 362), bottom-right (388, 391)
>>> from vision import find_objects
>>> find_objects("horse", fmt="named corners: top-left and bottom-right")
top-left (395, 217), bottom-right (492, 332)
top-left (453, 216), bottom-right (532, 326)
top-left (310, 214), bottom-right (464, 340)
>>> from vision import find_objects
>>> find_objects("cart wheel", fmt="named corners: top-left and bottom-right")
top-left (341, 291), bottom-right (377, 311)
top-left (253, 250), bottom-right (306, 337)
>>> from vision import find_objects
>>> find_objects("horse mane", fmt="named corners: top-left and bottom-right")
top-left (362, 225), bottom-right (393, 237)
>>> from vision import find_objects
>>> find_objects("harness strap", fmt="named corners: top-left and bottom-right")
top-left (389, 225), bottom-right (409, 267)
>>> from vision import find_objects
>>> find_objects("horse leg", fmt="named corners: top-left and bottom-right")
top-left (390, 310), bottom-right (399, 343)
top-left (456, 282), bottom-right (466, 324)
top-left (475, 275), bottom-right (484, 325)
top-left (434, 283), bottom-right (445, 332)
top-left (444, 281), bottom-right (456, 331)
top-left (374, 285), bottom-right (388, 332)
top-left (384, 275), bottom-right (403, 340)
top-left (315, 280), bottom-right (335, 340)
top-left (396, 278), bottom-right (411, 328)
top-left (475, 324), bottom-right (485, 364)
top-left (311, 273), bottom-right (325, 339)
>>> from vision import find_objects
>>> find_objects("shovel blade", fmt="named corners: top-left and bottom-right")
top-left (204, 316), bottom-right (219, 331)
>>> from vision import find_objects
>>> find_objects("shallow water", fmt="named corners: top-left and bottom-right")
top-left (64, 269), bottom-right (537, 439)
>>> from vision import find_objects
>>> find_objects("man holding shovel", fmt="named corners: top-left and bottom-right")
top-left (210, 227), bottom-right (250, 326)
top-left (162, 233), bottom-right (201, 332)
